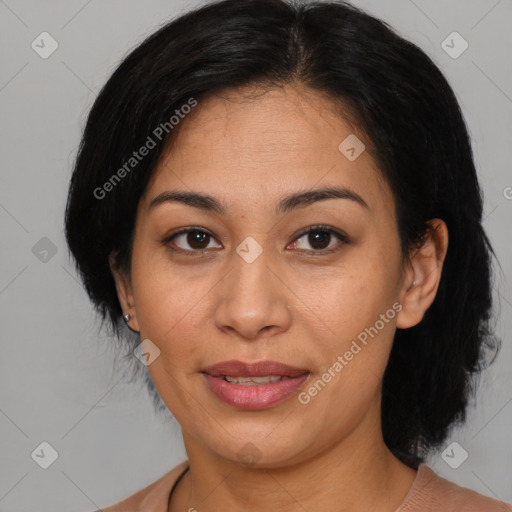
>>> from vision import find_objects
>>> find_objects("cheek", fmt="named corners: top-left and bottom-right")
top-left (129, 242), bottom-right (208, 358)
top-left (300, 313), bottom-right (395, 436)
top-left (312, 255), bottom-right (399, 343)
top-left (300, 256), bottom-right (399, 404)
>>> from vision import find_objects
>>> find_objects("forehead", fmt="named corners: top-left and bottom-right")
top-left (142, 83), bottom-right (393, 218)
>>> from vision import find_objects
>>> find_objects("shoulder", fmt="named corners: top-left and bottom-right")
top-left (397, 463), bottom-right (512, 512)
top-left (91, 460), bottom-right (189, 512)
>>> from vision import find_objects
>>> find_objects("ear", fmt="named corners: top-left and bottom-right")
top-left (396, 219), bottom-right (449, 329)
top-left (109, 252), bottom-right (140, 332)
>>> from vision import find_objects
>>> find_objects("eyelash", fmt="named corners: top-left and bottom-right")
top-left (161, 225), bottom-right (349, 256)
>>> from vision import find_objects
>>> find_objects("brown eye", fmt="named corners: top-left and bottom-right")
top-left (289, 226), bottom-right (348, 254)
top-left (166, 229), bottom-right (222, 252)
top-left (307, 230), bottom-right (331, 250)
top-left (164, 225), bottom-right (348, 256)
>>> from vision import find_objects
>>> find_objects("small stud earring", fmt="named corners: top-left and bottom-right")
top-left (123, 313), bottom-right (131, 323)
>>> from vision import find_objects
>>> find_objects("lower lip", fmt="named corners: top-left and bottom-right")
top-left (202, 373), bottom-right (309, 409)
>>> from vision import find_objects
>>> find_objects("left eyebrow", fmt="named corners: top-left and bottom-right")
top-left (148, 186), bottom-right (369, 216)
top-left (276, 186), bottom-right (369, 215)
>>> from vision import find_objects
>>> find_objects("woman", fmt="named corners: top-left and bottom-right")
top-left (64, 0), bottom-right (511, 510)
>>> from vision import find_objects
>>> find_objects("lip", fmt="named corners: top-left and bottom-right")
top-left (202, 360), bottom-right (308, 378)
top-left (201, 360), bottom-right (310, 409)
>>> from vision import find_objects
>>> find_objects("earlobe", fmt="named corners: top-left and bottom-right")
top-left (396, 219), bottom-right (449, 329)
top-left (109, 252), bottom-right (141, 332)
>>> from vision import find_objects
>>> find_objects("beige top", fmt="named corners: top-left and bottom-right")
top-left (93, 461), bottom-right (512, 511)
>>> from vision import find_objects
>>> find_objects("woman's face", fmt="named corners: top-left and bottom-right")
top-left (114, 83), bottom-right (416, 467)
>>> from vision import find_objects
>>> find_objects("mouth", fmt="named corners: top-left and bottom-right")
top-left (201, 360), bottom-right (310, 409)
top-left (221, 375), bottom-right (291, 385)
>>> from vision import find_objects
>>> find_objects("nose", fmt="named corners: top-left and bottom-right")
top-left (214, 243), bottom-right (292, 341)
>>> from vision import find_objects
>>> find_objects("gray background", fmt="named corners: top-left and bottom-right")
top-left (0, 0), bottom-right (511, 510)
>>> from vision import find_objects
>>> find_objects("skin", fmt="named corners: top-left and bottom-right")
top-left (110, 82), bottom-right (449, 512)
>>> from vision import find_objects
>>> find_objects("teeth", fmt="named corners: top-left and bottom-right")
top-left (224, 375), bottom-right (284, 385)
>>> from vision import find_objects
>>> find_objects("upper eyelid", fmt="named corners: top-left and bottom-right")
top-left (293, 225), bottom-right (348, 241)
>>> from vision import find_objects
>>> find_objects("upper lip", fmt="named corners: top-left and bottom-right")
top-left (202, 360), bottom-right (309, 378)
